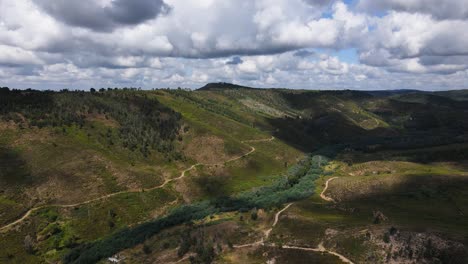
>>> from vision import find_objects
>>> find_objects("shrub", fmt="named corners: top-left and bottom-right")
top-left (64, 155), bottom-right (329, 263)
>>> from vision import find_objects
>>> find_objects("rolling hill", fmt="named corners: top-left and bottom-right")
top-left (0, 85), bottom-right (467, 264)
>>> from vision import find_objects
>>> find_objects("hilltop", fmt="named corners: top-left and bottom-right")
top-left (198, 82), bottom-right (255, 91)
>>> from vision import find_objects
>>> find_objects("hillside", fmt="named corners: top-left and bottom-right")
top-left (0, 86), bottom-right (467, 264)
top-left (198, 83), bottom-right (255, 91)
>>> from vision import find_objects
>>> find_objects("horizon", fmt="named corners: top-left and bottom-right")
top-left (1, 1), bottom-right (468, 91)
top-left (2, 82), bottom-right (468, 92)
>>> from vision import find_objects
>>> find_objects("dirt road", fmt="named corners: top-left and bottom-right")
top-left (0, 136), bottom-right (274, 233)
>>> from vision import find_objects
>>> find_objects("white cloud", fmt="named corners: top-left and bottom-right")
top-left (358, 11), bottom-right (468, 74)
top-left (238, 60), bottom-right (258, 74)
top-left (0, 0), bottom-right (467, 90)
top-left (0, 45), bottom-right (43, 66)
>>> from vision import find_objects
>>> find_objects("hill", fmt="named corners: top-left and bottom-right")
top-left (197, 82), bottom-right (255, 91)
top-left (0, 86), bottom-right (467, 263)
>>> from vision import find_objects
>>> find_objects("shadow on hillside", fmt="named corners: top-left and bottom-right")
top-left (0, 146), bottom-right (32, 186)
top-left (297, 173), bottom-right (468, 263)
top-left (267, 114), bottom-right (468, 162)
top-left (264, 89), bottom-right (468, 156)
top-left (266, 113), bottom-right (392, 154)
top-left (334, 173), bottom-right (468, 207)
top-left (192, 174), bottom-right (230, 199)
top-left (333, 143), bottom-right (468, 171)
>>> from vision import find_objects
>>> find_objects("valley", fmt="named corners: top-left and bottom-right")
top-left (1, 85), bottom-right (467, 263)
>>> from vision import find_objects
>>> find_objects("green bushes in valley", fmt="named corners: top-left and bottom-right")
top-left (63, 155), bottom-right (328, 263)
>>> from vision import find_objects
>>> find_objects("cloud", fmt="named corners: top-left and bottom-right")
top-left (358, 0), bottom-right (468, 20)
top-left (293, 50), bottom-right (316, 57)
top-left (33, 0), bottom-right (169, 32)
top-left (357, 11), bottom-right (468, 74)
top-left (226, 56), bottom-right (244, 65)
top-left (0, 45), bottom-right (43, 66)
top-left (0, 0), bottom-right (468, 90)
top-left (302, 0), bottom-right (335, 7)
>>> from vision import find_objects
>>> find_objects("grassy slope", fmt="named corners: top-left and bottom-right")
top-left (114, 89), bottom-right (468, 263)
top-left (152, 90), bottom-right (303, 200)
top-left (0, 119), bottom-right (184, 263)
top-left (2, 88), bottom-right (468, 263)
top-left (0, 121), bottom-right (181, 223)
top-left (0, 89), bottom-right (304, 263)
top-left (269, 154), bottom-right (468, 263)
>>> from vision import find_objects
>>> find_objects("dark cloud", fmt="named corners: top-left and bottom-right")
top-left (302, 0), bottom-right (334, 7)
top-left (358, 0), bottom-right (468, 20)
top-left (33, 0), bottom-right (168, 32)
top-left (226, 56), bottom-right (243, 65)
top-left (293, 50), bottom-right (316, 57)
top-left (15, 65), bottom-right (42, 76)
top-left (107, 0), bottom-right (170, 25)
top-left (419, 55), bottom-right (468, 66)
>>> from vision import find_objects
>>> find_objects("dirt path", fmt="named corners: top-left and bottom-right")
top-left (241, 136), bottom-right (275, 143)
top-left (232, 176), bottom-right (353, 264)
top-left (0, 136), bottom-right (274, 233)
top-left (264, 203), bottom-right (293, 239)
top-left (320, 177), bottom-right (339, 203)
top-left (282, 244), bottom-right (354, 264)
top-left (234, 202), bottom-right (293, 249)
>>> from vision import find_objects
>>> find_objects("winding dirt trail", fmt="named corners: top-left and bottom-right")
top-left (232, 176), bottom-right (354, 264)
top-left (241, 136), bottom-right (275, 144)
top-left (0, 136), bottom-right (274, 233)
top-left (320, 177), bottom-right (339, 203)
top-left (234, 203), bottom-right (293, 249)
top-left (282, 244), bottom-right (353, 264)
top-left (264, 203), bottom-right (293, 239)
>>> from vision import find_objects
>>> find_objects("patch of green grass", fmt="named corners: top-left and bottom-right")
top-left (224, 139), bottom-right (303, 194)
top-left (154, 92), bottom-right (266, 142)
top-left (36, 208), bottom-right (59, 223)
top-left (0, 216), bottom-right (46, 263)
top-left (0, 195), bottom-right (18, 206)
top-left (62, 188), bottom-right (177, 242)
top-left (0, 196), bottom-right (27, 226)
top-left (184, 138), bottom-right (303, 200)
top-left (332, 234), bottom-right (368, 260)
top-left (4, 188), bottom-right (179, 263)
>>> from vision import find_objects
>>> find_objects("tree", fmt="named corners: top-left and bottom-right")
top-left (90, 88), bottom-right (96, 93)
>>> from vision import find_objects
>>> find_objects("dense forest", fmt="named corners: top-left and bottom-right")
top-left (0, 87), bottom-right (182, 158)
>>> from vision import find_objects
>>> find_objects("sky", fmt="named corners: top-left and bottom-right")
top-left (1, 0), bottom-right (468, 91)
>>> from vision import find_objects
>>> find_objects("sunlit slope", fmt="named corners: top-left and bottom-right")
top-left (0, 88), bottom-right (304, 263)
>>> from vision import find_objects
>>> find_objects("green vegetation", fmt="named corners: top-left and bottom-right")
top-left (1, 85), bottom-right (468, 263)
top-left (0, 88), bottom-right (182, 159)
top-left (63, 155), bottom-right (327, 263)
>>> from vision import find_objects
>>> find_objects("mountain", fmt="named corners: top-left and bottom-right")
top-left (1, 86), bottom-right (468, 264)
